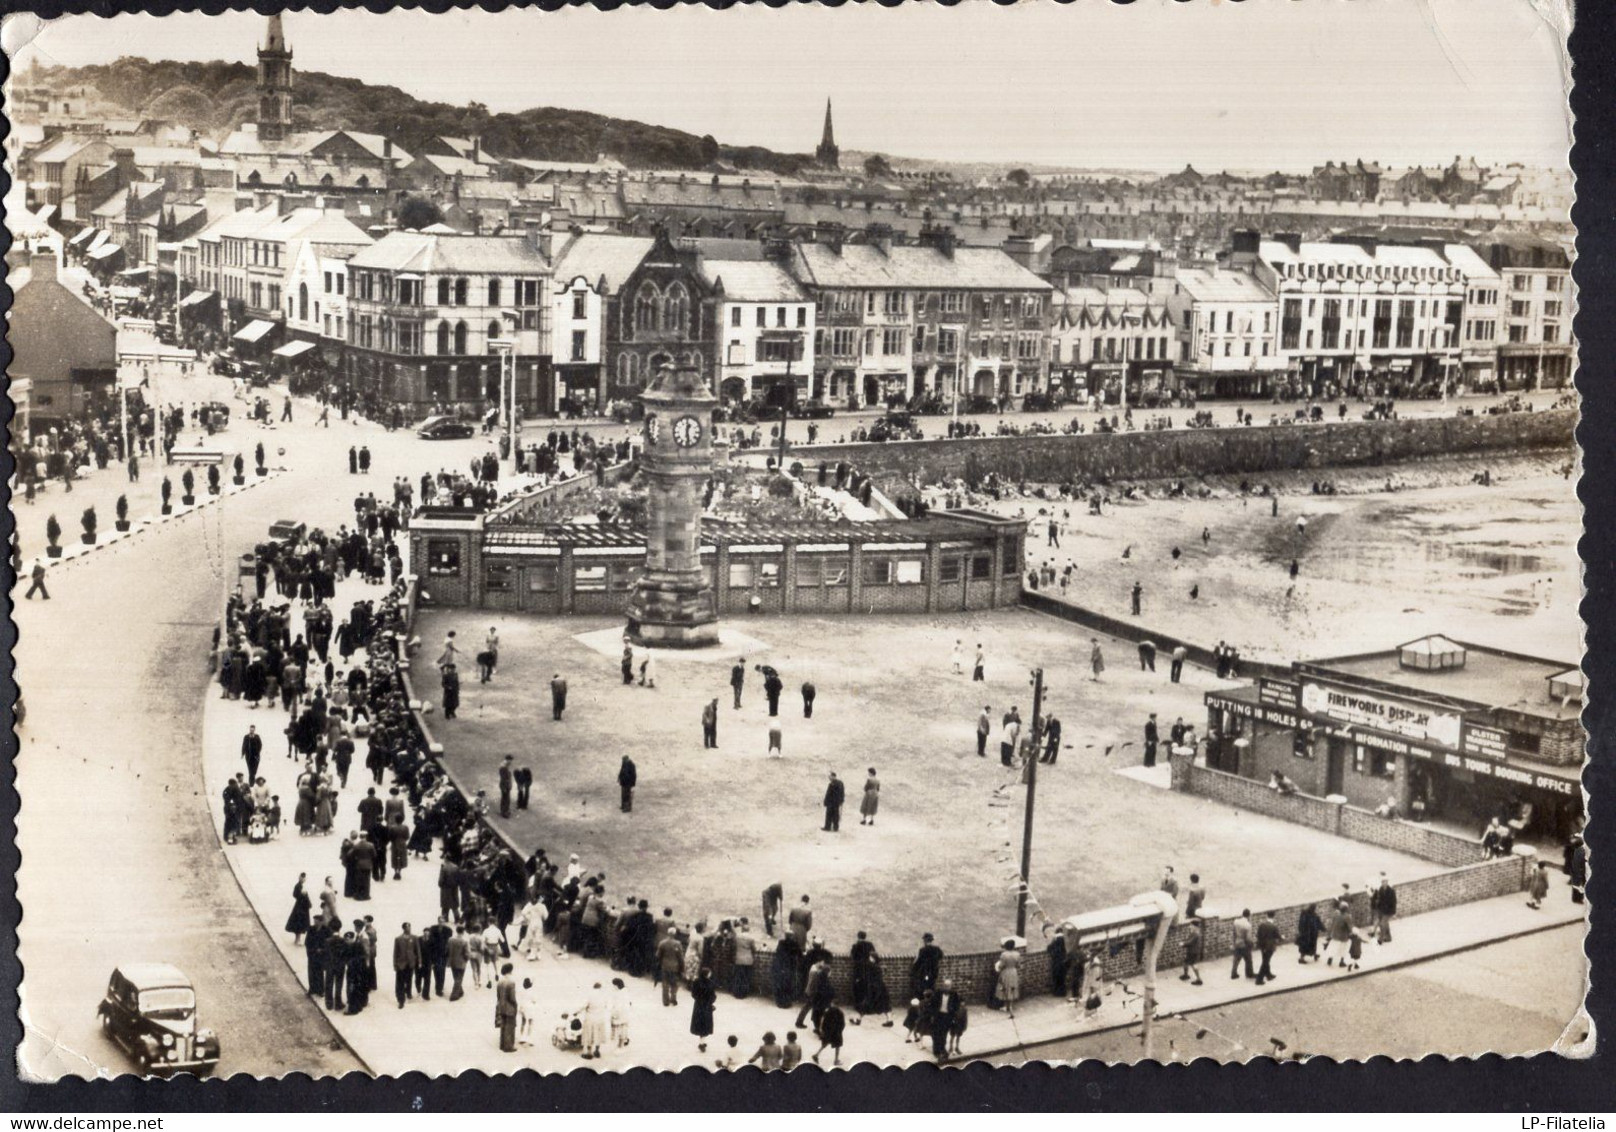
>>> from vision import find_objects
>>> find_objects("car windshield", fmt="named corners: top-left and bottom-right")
top-left (138, 987), bottom-right (195, 1016)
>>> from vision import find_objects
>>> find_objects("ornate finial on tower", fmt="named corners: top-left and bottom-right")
top-left (264, 13), bottom-right (286, 52)
top-left (816, 98), bottom-right (839, 171)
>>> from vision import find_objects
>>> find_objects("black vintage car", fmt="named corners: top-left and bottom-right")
top-left (789, 401), bottom-right (837, 420)
top-left (98, 964), bottom-right (220, 1076)
top-left (416, 415), bottom-right (477, 440)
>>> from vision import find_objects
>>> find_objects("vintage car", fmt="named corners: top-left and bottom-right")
top-left (416, 415), bottom-right (477, 440)
top-left (789, 401), bottom-right (837, 420)
top-left (97, 964), bottom-right (220, 1076)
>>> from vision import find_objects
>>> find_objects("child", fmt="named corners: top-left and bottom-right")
top-left (782, 1031), bottom-right (803, 1070)
top-left (948, 1000), bottom-right (969, 1057)
top-left (713, 1034), bottom-right (740, 1070)
top-left (1346, 928), bottom-right (1364, 972)
top-left (247, 808), bottom-right (268, 844)
top-left (265, 795), bottom-right (282, 838)
top-left (1179, 919), bottom-right (1204, 986)
top-left (748, 1031), bottom-right (784, 1070)
top-left (902, 998), bottom-right (923, 1043)
top-left (517, 978), bottom-right (537, 1046)
top-left (467, 928), bottom-right (485, 990)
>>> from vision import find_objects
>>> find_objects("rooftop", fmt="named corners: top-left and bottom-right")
top-left (791, 242), bottom-right (1051, 292)
top-left (701, 259), bottom-right (809, 303)
top-left (483, 512), bottom-right (1016, 550)
top-left (1173, 266), bottom-right (1276, 303)
top-left (550, 233), bottom-right (655, 293)
top-left (1301, 640), bottom-right (1580, 723)
top-left (348, 231), bottom-right (549, 275)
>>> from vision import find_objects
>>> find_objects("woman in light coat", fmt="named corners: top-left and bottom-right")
top-left (994, 941), bottom-right (1022, 1015)
top-left (575, 981), bottom-right (608, 1059)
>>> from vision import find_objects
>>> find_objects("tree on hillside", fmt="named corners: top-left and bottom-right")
top-left (700, 134), bottom-right (720, 166)
top-left (1007, 168), bottom-right (1031, 188)
top-left (864, 154), bottom-right (893, 179)
top-left (398, 196), bottom-right (446, 231)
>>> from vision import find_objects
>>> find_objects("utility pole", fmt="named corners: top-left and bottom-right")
top-left (778, 349), bottom-right (793, 468)
top-left (1015, 666), bottom-right (1046, 939)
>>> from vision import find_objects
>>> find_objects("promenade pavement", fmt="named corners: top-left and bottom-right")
top-left (199, 560), bottom-right (1584, 1072)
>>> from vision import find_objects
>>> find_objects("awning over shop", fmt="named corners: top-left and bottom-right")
top-left (272, 340), bottom-right (317, 359)
top-left (68, 227), bottom-right (98, 246)
top-left (233, 319), bottom-right (277, 344)
top-left (117, 265), bottom-right (150, 277)
top-left (179, 290), bottom-right (216, 309)
top-left (88, 243), bottom-right (123, 261)
top-left (36, 204), bottom-right (56, 224)
top-left (87, 230), bottom-right (110, 252)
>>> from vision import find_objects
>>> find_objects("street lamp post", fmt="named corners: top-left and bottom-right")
top-left (1015, 665), bottom-right (1047, 939)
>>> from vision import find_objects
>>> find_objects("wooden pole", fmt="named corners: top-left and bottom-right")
top-left (1016, 666), bottom-right (1045, 938)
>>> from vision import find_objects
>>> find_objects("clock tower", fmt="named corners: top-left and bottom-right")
top-left (626, 364), bottom-right (720, 647)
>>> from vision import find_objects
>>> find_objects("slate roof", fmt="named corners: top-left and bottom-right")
top-left (790, 242), bottom-right (1051, 291)
top-left (348, 231), bottom-right (549, 274)
top-left (549, 234), bottom-right (654, 292)
top-left (700, 259), bottom-right (808, 303)
top-left (1172, 267), bottom-right (1276, 303)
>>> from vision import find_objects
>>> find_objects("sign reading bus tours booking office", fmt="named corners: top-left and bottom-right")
top-left (1299, 681), bottom-right (1463, 749)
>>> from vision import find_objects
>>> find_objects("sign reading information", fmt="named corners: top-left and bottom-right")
top-left (1299, 682), bottom-right (1463, 749)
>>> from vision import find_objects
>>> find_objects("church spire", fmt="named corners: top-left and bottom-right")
top-left (257, 13), bottom-right (294, 145)
top-left (264, 12), bottom-right (285, 52)
top-left (816, 97), bottom-right (839, 171)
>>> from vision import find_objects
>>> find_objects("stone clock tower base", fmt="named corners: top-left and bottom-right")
top-left (626, 363), bottom-right (722, 648)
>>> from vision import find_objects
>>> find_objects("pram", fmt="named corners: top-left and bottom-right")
top-left (552, 1014), bottom-right (584, 1052)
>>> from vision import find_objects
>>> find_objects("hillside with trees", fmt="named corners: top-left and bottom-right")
top-left (42, 56), bottom-right (818, 174)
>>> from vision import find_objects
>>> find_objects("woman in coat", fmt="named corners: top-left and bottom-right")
top-left (575, 982), bottom-right (608, 1060)
top-left (859, 769), bottom-right (881, 826)
top-left (1090, 639), bottom-right (1105, 681)
top-left (314, 779), bottom-right (336, 834)
top-left (859, 954), bottom-right (894, 1026)
top-left (295, 779), bottom-right (318, 835)
top-left (994, 942), bottom-right (1022, 1015)
top-left (1527, 861), bottom-right (1551, 909)
top-left (285, 873), bottom-right (313, 943)
top-left (689, 968), bottom-right (717, 1052)
top-left (1295, 903), bottom-right (1325, 963)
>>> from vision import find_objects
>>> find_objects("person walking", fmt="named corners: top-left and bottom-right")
top-left (976, 705), bottom-right (992, 758)
top-left (1170, 644), bottom-right (1187, 683)
top-left (1179, 918), bottom-right (1204, 985)
top-left (972, 644), bottom-right (986, 682)
top-left (731, 659), bottom-right (746, 709)
top-left (1296, 903), bottom-right (1325, 964)
top-left (550, 673), bottom-right (568, 720)
top-left (621, 641), bottom-right (635, 685)
top-left (1143, 714), bottom-right (1159, 768)
top-left (801, 680), bottom-right (816, 719)
top-left (763, 667), bottom-right (784, 717)
top-left (1130, 580), bottom-right (1143, 616)
top-left (928, 980), bottom-right (960, 1063)
top-left (1567, 835), bottom-right (1588, 904)
top-left (1229, 909), bottom-right (1256, 979)
top-left (859, 768), bottom-right (880, 826)
top-left (1323, 902), bottom-right (1353, 967)
top-left (812, 998), bottom-right (846, 1066)
top-left (950, 639), bottom-right (964, 676)
top-left (285, 873), bottom-right (313, 944)
top-left (1089, 639), bottom-right (1104, 681)
top-left (447, 926), bottom-right (471, 1000)
top-left (993, 941), bottom-right (1022, 1016)
top-left (440, 663), bottom-right (460, 720)
top-left (1370, 872), bottom-right (1397, 943)
top-left (822, 773), bottom-right (845, 832)
top-left (788, 896), bottom-right (813, 951)
top-left (1254, 911), bottom-right (1281, 986)
top-left (702, 698), bottom-right (719, 748)
top-left (359, 445), bottom-right (371, 474)
top-left (24, 558), bottom-right (49, 601)
top-left (618, 755), bottom-right (638, 813)
top-left (393, 924), bottom-right (422, 1008)
top-left (241, 725), bottom-right (263, 784)
top-left (689, 968), bottom-right (717, 1053)
top-left (1527, 860), bottom-right (1551, 909)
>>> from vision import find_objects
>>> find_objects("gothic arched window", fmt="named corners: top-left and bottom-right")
top-left (454, 278), bottom-right (468, 306)
top-left (436, 321), bottom-right (451, 355)
top-left (633, 282), bottom-right (661, 334)
top-left (488, 321), bottom-right (502, 347)
top-left (663, 282), bottom-right (689, 337)
top-left (298, 282), bottom-right (308, 322)
top-left (454, 321), bottom-right (468, 355)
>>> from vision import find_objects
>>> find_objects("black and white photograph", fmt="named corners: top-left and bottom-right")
top-left (0, 0), bottom-right (1593, 1094)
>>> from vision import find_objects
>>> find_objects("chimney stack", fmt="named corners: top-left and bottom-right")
top-left (867, 222), bottom-right (894, 254)
top-left (383, 137), bottom-right (393, 160)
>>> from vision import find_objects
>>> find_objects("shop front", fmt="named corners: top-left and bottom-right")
top-left (1204, 636), bottom-right (1584, 843)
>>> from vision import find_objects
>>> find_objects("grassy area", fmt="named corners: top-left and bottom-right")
top-left (418, 608), bottom-right (1446, 952)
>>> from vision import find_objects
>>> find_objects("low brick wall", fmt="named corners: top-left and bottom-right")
top-left (1174, 755), bottom-right (1488, 868)
top-left (1022, 590), bottom-right (1293, 678)
top-left (798, 409), bottom-right (1576, 488)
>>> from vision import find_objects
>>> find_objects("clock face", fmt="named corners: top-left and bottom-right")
top-left (672, 415), bottom-right (703, 448)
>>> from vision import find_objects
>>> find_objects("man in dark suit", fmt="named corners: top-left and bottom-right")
top-left (1144, 714), bottom-right (1159, 767)
top-left (514, 765), bottom-right (533, 810)
top-left (241, 726), bottom-right (262, 783)
top-left (822, 773), bottom-right (845, 832)
top-left (393, 924), bottom-right (422, 1008)
top-left (801, 681), bottom-right (816, 718)
top-left (618, 756), bottom-right (638, 812)
top-left (447, 926), bottom-right (471, 1000)
top-left (495, 963), bottom-right (519, 1052)
top-left (1254, 910), bottom-right (1281, 985)
top-left (422, 916), bottom-right (452, 999)
top-left (731, 660), bottom-right (746, 709)
top-left (928, 979), bottom-right (960, 1061)
top-left (1040, 715), bottom-right (1062, 764)
top-left (551, 673), bottom-right (568, 720)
